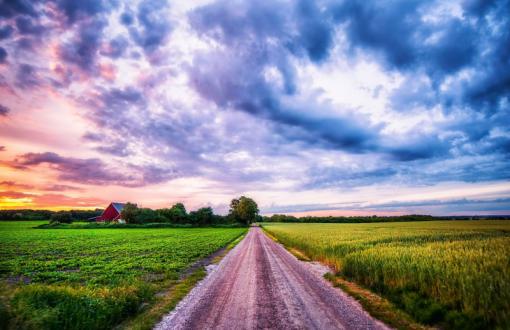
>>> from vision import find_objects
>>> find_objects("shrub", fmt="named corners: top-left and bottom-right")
top-left (8, 284), bottom-right (149, 330)
top-left (189, 207), bottom-right (214, 226)
top-left (49, 212), bottom-right (73, 224)
top-left (120, 203), bottom-right (139, 224)
top-left (229, 196), bottom-right (259, 225)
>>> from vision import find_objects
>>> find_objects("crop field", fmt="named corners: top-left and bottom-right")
top-left (0, 221), bottom-right (246, 329)
top-left (263, 221), bottom-right (510, 329)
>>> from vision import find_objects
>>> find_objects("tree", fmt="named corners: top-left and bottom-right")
top-left (229, 196), bottom-right (259, 225)
top-left (49, 211), bottom-right (73, 224)
top-left (169, 203), bottom-right (188, 223)
top-left (120, 202), bottom-right (139, 224)
top-left (136, 208), bottom-right (160, 224)
top-left (190, 207), bottom-right (214, 226)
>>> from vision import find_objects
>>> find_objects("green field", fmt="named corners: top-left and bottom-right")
top-left (263, 221), bottom-right (510, 329)
top-left (0, 221), bottom-right (246, 329)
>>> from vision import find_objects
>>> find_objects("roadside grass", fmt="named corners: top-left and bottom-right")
top-left (8, 283), bottom-right (150, 330)
top-left (37, 222), bottom-right (246, 229)
top-left (0, 221), bottom-right (246, 329)
top-left (121, 230), bottom-right (247, 329)
top-left (117, 268), bottom-right (206, 330)
top-left (263, 229), bottom-right (311, 261)
top-left (262, 221), bottom-right (510, 329)
top-left (323, 273), bottom-right (431, 330)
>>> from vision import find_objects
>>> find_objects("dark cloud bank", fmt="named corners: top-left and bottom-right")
top-left (183, 0), bottom-right (510, 186)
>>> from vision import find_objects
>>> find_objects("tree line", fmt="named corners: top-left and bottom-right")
top-left (4, 201), bottom-right (504, 225)
top-left (0, 209), bottom-right (102, 221)
top-left (263, 214), bottom-right (437, 223)
top-left (263, 214), bottom-right (510, 222)
top-left (119, 196), bottom-right (260, 226)
top-left (0, 196), bottom-right (260, 226)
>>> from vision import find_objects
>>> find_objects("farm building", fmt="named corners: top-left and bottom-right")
top-left (97, 202), bottom-right (125, 222)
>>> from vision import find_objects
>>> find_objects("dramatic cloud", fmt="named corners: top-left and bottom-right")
top-left (0, 25), bottom-right (13, 40)
top-left (0, 0), bottom-right (37, 18)
top-left (0, 47), bottom-right (7, 63)
top-left (0, 0), bottom-right (508, 213)
top-left (0, 190), bottom-right (106, 208)
top-left (0, 181), bottom-right (33, 189)
top-left (15, 15), bottom-right (43, 35)
top-left (9, 152), bottom-right (176, 187)
top-left (0, 190), bottom-right (33, 199)
top-left (58, 18), bottom-right (107, 73)
top-left (15, 64), bottom-right (40, 89)
top-left (266, 197), bottom-right (510, 215)
top-left (128, 0), bottom-right (173, 53)
top-left (0, 104), bottom-right (9, 116)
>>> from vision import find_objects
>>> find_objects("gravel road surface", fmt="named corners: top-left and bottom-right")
top-left (155, 227), bottom-right (388, 330)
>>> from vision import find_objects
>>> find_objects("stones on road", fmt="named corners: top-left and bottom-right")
top-left (155, 227), bottom-right (388, 330)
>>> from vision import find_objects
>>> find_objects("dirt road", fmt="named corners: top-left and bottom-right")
top-left (155, 227), bottom-right (388, 330)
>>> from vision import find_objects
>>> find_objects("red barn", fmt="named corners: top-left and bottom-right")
top-left (97, 202), bottom-right (125, 222)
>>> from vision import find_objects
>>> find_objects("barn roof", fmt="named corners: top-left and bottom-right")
top-left (111, 202), bottom-right (125, 213)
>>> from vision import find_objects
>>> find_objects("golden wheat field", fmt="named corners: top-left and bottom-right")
top-left (263, 221), bottom-right (510, 329)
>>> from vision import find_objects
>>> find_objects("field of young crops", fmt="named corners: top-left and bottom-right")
top-left (0, 221), bottom-right (246, 329)
top-left (263, 221), bottom-right (510, 329)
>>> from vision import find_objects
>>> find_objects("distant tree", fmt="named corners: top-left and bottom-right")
top-left (135, 208), bottom-right (160, 224)
top-left (157, 208), bottom-right (172, 223)
top-left (49, 211), bottom-right (73, 224)
top-left (229, 196), bottom-right (259, 225)
top-left (0, 210), bottom-right (53, 221)
top-left (70, 209), bottom-right (103, 222)
top-left (169, 203), bottom-right (188, 223)
top-left (190, 207), bottom-right (214, 226)
top-left (120, 202), bottom-right (139, 224)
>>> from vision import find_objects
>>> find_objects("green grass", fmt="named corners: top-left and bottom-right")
top-left (118, 268), bottom-right (207, 330)
top-left (262, 221), bottom-right (510, 329)
top-left (0, 221), bottom-right (246, 329)
top-left (36, 222), bottom-right (246, 229)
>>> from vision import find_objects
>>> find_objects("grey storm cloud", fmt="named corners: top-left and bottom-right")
top-left (99, 36), bottom-right (129, 59)
top-left (189, 50), bottom-right (380, 153)
top-left (10, 152), bottom-right (176, 187)
top-left (15, 15), bottom-right (43, 35)
top-left (128, 0), bottom-right (173, 54)
top-left (187, 0), bottom-right (474, 162)
top-left (187, 0), bottom-right (381, 153)
top-left (331, 0), bottom-right (477, 73)
top-left (73, 0), bottom-right (509, 191)
top-left (13, 152), bottom-right (127, 184)
top-left (58, 18), bottom-right (107, 73)
top-left (0, 25), bottom-right (13, 40)
top-left (0, 0), bottom-right (173, 81)
top-left (0, 0), bottom-right (38, 18)
top-left (0, 47), bottom-right (7, 64)
top-left (0, 104), bottom-right (9, 116)
top-left (15, 64), bottom-right (39, 89)
top-left (332, 0), bottom-right (510, 114)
